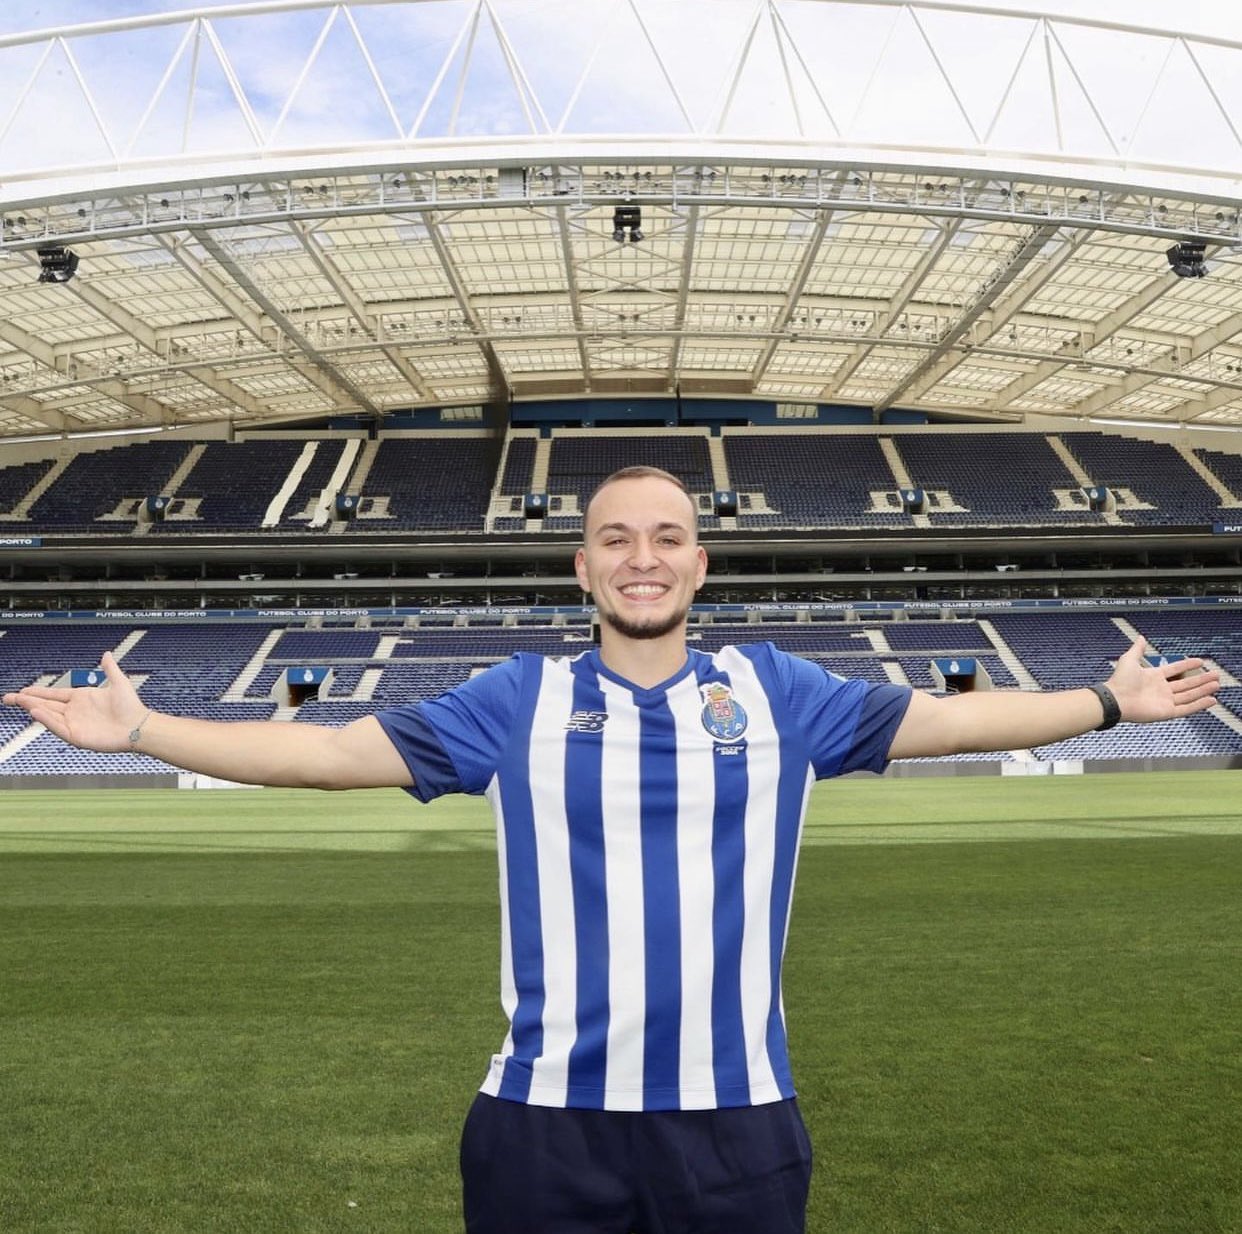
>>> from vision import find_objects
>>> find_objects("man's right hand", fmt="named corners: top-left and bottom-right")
top-left (2, 650), bottom-right (149, 752)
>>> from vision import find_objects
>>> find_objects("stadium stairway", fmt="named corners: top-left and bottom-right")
top-left (879, 439), bottom-right (930, 528)
top-left (307, 438), bottom-right (362, 527)
top-left (975, 620), bottom-right (1041, 689)
top-left (133, 444), bottom-right (206, 537)
top-left (0, 455), bottom-right (71, 521)
top-left (1176, 445), bottom-right (1241, 507)
top-left (531, 436), bottom-right (551, 492)
top-left (882, 661), bottom-right (911, 686)
top-left (525, 440), bottom-right (556, 532)
top-left (223, 629), bottom-right (286, 700)
top-left (0, 674), bottom-right (55, 764)
top-left (863, 627), bottom-right (891, 653)
top-left (0, 720), bottom-right (45, 765)
top-left (707, 435), bottom-right (731, 492)
top-left (112, 629), bottom-right (148, 661)
top-left (1046, 436), bottom-right (1124, 525)
top-left (352, 635), bottom-right (400, 701)
top-left (705, 437), bottom-right (739, 530)
top-left (329, 439), bottom-right (379, 535)
top-left (263, 441), bottom-right (318, 527)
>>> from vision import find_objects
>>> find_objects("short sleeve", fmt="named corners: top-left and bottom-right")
top-left (768, 645), bottom-right (912, 777)
top-left (376, 655), bottom-right (525, 800)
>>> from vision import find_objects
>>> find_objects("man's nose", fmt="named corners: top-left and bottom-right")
top-left (626, 537), bottom-right (660, 568)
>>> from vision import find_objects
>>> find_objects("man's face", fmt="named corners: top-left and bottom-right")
top-left (575, 476), bottom-right (707, 641)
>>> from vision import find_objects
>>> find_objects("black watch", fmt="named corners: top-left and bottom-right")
top-left (1086, 684), bottom-right (1121, 730)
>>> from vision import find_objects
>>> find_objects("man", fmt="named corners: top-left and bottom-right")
top-left (3, 465), bottom-right (1222, 1234)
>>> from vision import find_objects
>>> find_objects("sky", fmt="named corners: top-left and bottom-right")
top-left (1, 0), bottom-right (1241, 40)
top-left (1, 0), bottom-right (1241, 192)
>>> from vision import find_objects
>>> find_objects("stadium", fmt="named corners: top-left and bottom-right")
top-left (1, 1), bottom-right (1240, 1230)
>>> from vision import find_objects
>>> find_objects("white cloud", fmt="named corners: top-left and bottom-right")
top-left (1, 1), bottom-right (1241, 190)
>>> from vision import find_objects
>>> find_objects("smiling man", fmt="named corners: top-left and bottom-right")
top-left (575, 467), bottom-right (707, 670)
top-left (2, 464), bottom-right (1221, 1234)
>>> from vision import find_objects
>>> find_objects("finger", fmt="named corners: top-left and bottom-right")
top-left (101, 651), bottom-right (126, 685)
top-left (21, 698), bottom-right (67, 722)
top-left (1179, 694), bottom-right (1220, 716)
top-left (28, 706), bottom-right (71, 740)
top-left (7, 685), bottom-right (73, 703)
top-left (1158, 656), bottom-right (1205, 679)
top-left (1120, 638), bottom-right (1148, 665)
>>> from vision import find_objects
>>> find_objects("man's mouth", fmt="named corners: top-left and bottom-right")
top-left (618, 583), bottom-right (668, 599)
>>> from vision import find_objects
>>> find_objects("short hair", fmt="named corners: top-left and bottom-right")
top-left (582, 466), bottom-right (696, 533)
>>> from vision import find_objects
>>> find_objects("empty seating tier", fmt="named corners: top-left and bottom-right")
top-left (892, 432), bottom-right (1089, 525)
top-left (1060, 432), bottom-right (1223, 525)
top-left (724, 434), bottom-right (910, 529)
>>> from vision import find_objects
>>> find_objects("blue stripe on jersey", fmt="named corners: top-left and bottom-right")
top-left (496, 659), bottom-right (547, 1103)
top-left (564, 664), bottom-right (610, 1105)
top-left (707, 669), bottom-right (751, 1105)
top-left (640, 694), bottom-right (682, 1107)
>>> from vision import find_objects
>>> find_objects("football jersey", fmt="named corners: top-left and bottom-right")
top-left (377, 642), bottom-right (911, 1112)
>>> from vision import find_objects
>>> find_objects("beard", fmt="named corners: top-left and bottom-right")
top-left (599, 602), bottom-right (688, 641)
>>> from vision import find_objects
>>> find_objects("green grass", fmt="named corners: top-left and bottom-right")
top-left (1, 773), bottom-right (1240, 1232)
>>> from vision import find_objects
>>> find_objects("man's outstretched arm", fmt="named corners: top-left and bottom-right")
top-left (887, 638), bottom-right (1222, 760)
top-left (1, 651), bottom-right (413, 790)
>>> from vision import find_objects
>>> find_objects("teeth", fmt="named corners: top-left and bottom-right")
top-left (622, 584), bottom-right (665, 596)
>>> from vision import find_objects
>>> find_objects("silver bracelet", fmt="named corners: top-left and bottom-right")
top-left (127, 709), bottom-right (153, 745)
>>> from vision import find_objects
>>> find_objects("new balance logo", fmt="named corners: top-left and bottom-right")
top-left (565, 710), bottom-right (608, 733)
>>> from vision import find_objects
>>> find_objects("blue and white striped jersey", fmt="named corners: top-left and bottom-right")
top-left (377, 643), bottom-right (911, 1112)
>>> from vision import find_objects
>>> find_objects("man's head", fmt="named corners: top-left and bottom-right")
top-left (575, 467), bottom-right (707, 642)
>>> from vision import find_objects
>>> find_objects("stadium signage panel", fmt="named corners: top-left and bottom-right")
top-left (1213, 522), bottom-right (1242, 534)
top-left (255, 608), bottom-right (372, 619)
top-left (4, 598), bottom-right (1240, 623)
top-left (0, 537), bottom-right (41, 547)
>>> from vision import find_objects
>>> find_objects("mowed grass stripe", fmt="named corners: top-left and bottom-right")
top-left (791, 836), bottom-right (1242, 1233)
top-left (2, 771), bottom-right (1241, 854)
top-left (1, 773), bottom-right (1239, 1231)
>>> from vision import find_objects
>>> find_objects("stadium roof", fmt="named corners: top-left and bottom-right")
top-left (2, 0), bottom-right (1242, 442)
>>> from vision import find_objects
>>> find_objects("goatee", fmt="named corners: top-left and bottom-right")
top-left (600, 607), bottom-right (687, 640)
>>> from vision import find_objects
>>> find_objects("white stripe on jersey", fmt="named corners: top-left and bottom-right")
top-left (716, 646), bottom-right (781, 1104)
top-left (481, 776), bottom-right (516, 1098)
top-left (525, 663), bottom-right (578, 1106)
top-left (667, 671), bottom-right (720, 1109)
top-left (598, 674), bottom-right (647, 1111)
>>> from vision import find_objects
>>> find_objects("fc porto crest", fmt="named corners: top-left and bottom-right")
top-left (700, 681), bottom-right (748, 742)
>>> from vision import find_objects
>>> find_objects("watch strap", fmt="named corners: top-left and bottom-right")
top-left (1086, 684), bottom-right (1121, 731)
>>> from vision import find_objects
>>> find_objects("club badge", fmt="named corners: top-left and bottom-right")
top-left (700, 681), bottom-right (748, 742)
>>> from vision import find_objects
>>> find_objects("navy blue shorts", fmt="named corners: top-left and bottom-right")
top-left (459, 1092), bottom-right (812, 1234)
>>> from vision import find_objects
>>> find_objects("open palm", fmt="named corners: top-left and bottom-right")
top-left (1, 652), bottom-right (147, 752)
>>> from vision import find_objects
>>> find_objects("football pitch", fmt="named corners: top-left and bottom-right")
top-left (1, 771), bottom-right (1239, 1233)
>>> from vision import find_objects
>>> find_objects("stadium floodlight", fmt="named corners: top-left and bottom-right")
top-left (36, 246), bottom-right (79, 284)
top-left (612, 204), bottom-right (643, 243)
top-left (1166, 241), bottom-right (1207, 278)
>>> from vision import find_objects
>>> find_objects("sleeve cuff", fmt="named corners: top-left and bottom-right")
top-left (375, 706), bottom-right (463, 802)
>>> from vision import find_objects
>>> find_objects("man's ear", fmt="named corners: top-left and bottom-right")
top-left (695, 545), bottom-right (708, 590)
top-left (573, 547), bottom-right (590, 593)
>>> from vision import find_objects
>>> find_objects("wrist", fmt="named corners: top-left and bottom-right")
top-left (127, 708), bottom-right (154, 745)
top-left (1085, 684), bottom-right (1121, 731)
